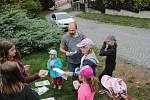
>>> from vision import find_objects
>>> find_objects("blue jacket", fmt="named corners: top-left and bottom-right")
top-left (47, 58), bottom-right (63, 78)
top-left (73, 52), bottom-right (99, 77)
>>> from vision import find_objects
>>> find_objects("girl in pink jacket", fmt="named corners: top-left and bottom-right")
top-left (78, 66), bottom-right (99, 100)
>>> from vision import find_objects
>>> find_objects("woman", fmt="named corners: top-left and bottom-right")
top-left (0, 61), bottom-right (40, 100)
top-left (0, 40), bottom-right (48, 83)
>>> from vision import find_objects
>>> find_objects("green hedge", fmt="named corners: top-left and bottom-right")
top-left (133, 0), bottom-right (150, 11)
top-left (20, 0), bottom-right (42, 13)
top-left (103, 0), bottom-right (150, 12)
top-left (0, 0), bottom-right (55, 16)
top-left (0, 10), bottom-right (64, 54)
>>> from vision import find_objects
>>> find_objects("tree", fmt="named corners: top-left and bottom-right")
top-left (40, 0), bottom-right (55, 10)
top-left (96, 0), bottom-right (105, 13)
top-left (0, 10), bottom-right (64, 54)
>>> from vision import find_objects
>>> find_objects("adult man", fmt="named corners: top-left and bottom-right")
top-left (60, 22), bottom-right (86, 72)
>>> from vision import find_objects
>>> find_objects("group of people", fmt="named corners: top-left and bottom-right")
top-left (59, 22), bottom-right (131, 100)
top-left (0, 22), bottom-right (131, 100)
top-left (0, 40), bottom-right (48, 100)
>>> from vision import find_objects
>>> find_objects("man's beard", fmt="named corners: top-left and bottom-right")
top-left (69, 33), bottom-right (75, 36)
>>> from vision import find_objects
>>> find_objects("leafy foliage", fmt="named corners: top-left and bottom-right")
top-left (92, 0), bottom-right (150, 12)
top-left (39, 0), bottom-right (55, 10)
top-left (91, 0), bottom-right (150, 12)
top-left (20, 0), bottom-right (42, 13)
top-left (133, 0), bottom-right (150, 11)
top-left (0, 10), bottom-right (64, 54)
top-left (0, 0), bottom-right (55, 16)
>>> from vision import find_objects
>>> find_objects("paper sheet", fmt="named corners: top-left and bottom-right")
top-left (35, 80), bottom-right (50, 87)
top-left (41, 97), bottom-right (55, 100)
top-left (53, 68), bottom-right (67, 80)
top-left (34, 86), bottom-right (49, 95)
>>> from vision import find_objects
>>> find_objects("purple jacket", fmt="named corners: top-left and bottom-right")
top-left (15, 59), bottom-right (40, 83)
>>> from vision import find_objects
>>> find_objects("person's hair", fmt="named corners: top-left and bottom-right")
top-left (84, 76), bottom-right (99, 92)
top-left (113, 38), bottom-right (117, 47)
top-left (68, 22), bottom-right (77, 29)
top-left (14, 50), bottom-right (22, 61)
top-left (111, 36), bottom-right (117, 47)
top-left (88, 48), bottom-right (93, 54)
top-left (82, 47), bottom-right (93, 55)
top-left (0, 61), bottom-right (25, 96)
top-left (0, 40), bottom-right (14, 64)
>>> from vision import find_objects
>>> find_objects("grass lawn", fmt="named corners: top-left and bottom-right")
top-left (23, 49), bottom-right (150, 100)
top-left (76, 12), bottom-right (150, 29)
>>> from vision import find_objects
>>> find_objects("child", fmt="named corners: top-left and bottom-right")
top-left (101, 75), bottom-right (132, 100)
top-left (76, 38), bottom-right (99, 75)
top-left (0, 40), bottom-right (48, 83)
top-left (47, 49), bottom-right (63, 90)
top-left (78, 66), bottom-right (99, 100)
top-left (0, 61), bottom-right (40, 100)
top-left (98, 35), bottom-right (117, 93)
top-left (65, 38), bottom-right (99, 77)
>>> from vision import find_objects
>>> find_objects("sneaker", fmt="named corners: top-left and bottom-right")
top-left (99, 89), bottom-right (107, 94)
top-left (58, 85), bottom-right (62, 90)
top-left (53, 85), bottom-right (56, 89)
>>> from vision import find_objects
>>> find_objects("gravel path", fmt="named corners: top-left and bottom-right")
top-left (75, 17), bottom-right (150, 69)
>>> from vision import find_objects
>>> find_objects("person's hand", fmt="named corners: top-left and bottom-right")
top-left (50, 63), bottom-right (54, 67)
top-left (66, 51), bottom-right (77, 56)
top-left (103, 41), bottom-right (106, 44)
top-left (73, 80), bottom-right (80, 90)
top-left (24, 65), bottom-right (30, 72)
top-left (64, 71), bottom-right (73, 77)
top-left (38, 70), bottom-right (48, 78)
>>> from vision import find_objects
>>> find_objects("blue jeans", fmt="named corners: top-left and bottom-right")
top-left (67, 62), bottom-right (80, 72)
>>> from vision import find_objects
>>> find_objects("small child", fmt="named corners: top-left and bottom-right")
top-left (101, 75), bottom-right (132, 100)
top-left (47, 49), bottom-right (63, 90)
top-left (99, 34), bottom-right (117, 78)
top-left (77, 38), bottom-right (99, 75)
top-left (78, 66), bottom-right (99, 100)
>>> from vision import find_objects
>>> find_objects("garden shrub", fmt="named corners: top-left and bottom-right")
top-left (39, 0), bottom-right (55, 10)
top-left (0, 10), bottom-right (64, 54)
top-left (103, 0), bottom-right (150, 12)
top-left (133, 0), bottom-right (150, 11)
top-left (20, 0), bottom-right (42, 16)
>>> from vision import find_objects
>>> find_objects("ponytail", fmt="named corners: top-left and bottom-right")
top-left (86, 77), bottom-right (99, 92)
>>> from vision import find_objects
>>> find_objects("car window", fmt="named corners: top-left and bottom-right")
top-left (56, 14), bottom-right (71, 20)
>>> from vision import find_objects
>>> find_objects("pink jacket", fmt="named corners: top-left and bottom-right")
top-left (78, 82), bottom-right (95, 100)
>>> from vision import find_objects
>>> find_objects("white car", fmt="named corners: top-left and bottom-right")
top-left (51, 12), bottom-right (75, 31)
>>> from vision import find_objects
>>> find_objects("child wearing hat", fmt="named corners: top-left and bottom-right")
top-left (77, 38), bottom-right (99, 75)
top-left (98, 34), bottom-right (117, 94)
top-left (65, 38), bottom-right (99, 77)
top-left (78, 66), bottom-right (99, 100)
top-left (47, 49), bottom-right (63, 90)
top-left (101, 75), bottom-right (132, 100)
